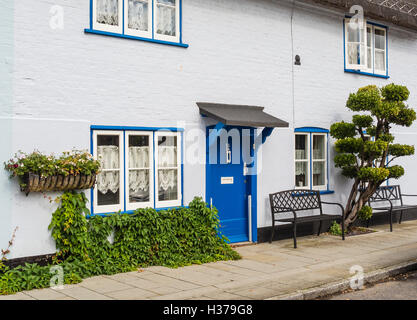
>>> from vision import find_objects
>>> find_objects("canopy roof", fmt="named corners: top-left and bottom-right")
top-left (197, 102), bottom-right (289, 128)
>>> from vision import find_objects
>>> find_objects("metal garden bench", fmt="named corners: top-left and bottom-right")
top-left (269, 190), bottom-right (345, 248)
top-left (367, 185), bottom-right (417, 232)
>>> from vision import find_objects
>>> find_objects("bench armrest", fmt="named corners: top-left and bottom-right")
top-left (370, 198), bottom-right (393, 211)
top-left (321, 201), bottom-right (344, 216)
top-left (401, 194), bottom-right (417, 197)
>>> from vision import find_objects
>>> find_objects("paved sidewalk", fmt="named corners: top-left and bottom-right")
top-left (2, 220), bottom-right (417, 300)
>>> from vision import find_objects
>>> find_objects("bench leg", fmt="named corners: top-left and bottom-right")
top-left (293, 222), bottom-right (297, 249)
top-left (366, 218), bottom-right (370, 228)
top-left (389, 210), bottom-right (393, 232)
top-left (399, 210), bottom-right (403, 224)
top-left (317, 221), bottom-right (322, 236)
top-left (270, 221), bottom-right (275, 244)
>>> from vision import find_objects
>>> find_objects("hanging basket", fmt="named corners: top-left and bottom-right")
top-left (22, 173), bottom-right (96, 195)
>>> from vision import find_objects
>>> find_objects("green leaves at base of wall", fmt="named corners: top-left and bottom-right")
top-left (0, 192), bottom-right (240, 295)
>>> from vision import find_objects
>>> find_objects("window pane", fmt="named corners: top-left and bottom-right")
top-left (375, 50), bottom-right (385, 71)
top-left (347, 43), bottom-right (359, 65)
top-left (157, 0), bottom-right (175, 4)
top-left (313, 135), bottom-right (325, 159)
top-left (295, 162), bottom-right (308, 187)
top-left (313, 161), bottom-right (325, 186)
top-left (375, 29), bottom-right (385, 50)
top-left (347, 23), bottom-right (360, 42)
top-left (97, 0), bottom-right (119, 26)
top-left (158, 136), bottom-right (177, 167)
top-left (97, 135), bottom-right (120, 206)
top-left (158, 169), bottom-right (178, 201)
top-left (128, 0), bottom-right (149, 31)
top-left (129, 135), bottom-right (150, 204)
top-left (295, 135), bottom-right (307, 160)
top-left (366, 27), bottom-right (372, 46)
top-left (156, 4), bottom-right (176, 36)
top-left (158, 135), bottom-right (178, 202)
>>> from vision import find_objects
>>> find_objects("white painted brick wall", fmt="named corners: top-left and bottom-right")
top-left (0, 0), bottom-right (416, 257)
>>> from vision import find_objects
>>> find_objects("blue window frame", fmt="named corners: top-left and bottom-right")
top-left (90, 125), bottom-right (184, 215)
top-left (294, 127), bottom-right (333, 194)
top-left (343, 18), bottom-right (389, 79)
top-left (85, 0), bottom-right (188, 48)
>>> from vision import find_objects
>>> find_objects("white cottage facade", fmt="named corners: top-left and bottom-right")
top-left (1, 0), bottom-right (417, 259)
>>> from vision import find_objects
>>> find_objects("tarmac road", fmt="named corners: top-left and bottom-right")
top-left (327, 271), bottom-right (417, 300)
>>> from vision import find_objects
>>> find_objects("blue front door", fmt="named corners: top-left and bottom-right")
top-left (206, 126), bottom-right (254, 243)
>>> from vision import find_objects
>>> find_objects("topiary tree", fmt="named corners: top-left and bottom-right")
top-left (330, 83), bottom-right (416, 229)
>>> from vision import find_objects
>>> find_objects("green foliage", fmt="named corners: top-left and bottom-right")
top-left (0, 193), bottom-right (240, 295)
top-left (352, 115), bottom-right (373, 128)
top-left (330, 122), bottom-right (356, 139)
top-left (388, 144), bottom-right (415, 157)
top-left (332, 84), bottom-right (415, 187)
top-left (4, 149), bottom-right (100, 189)
top-left (387, 165), bottom-right (405, 179)
top-left (381, 83), bottom-right (410, 102)
top-left (357, 167), bottom-right (390, 183)
top-left (329, 221), bottom-right (342, 236)
top-left (358, 206), bottom-right (373, 221)
top-left (49, 191), bottom-right (90, 261)
top-left (346, 85), bottom-right (381, 112)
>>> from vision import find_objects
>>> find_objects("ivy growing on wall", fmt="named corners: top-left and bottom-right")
top-left (0, 192), bottom-right (240, 295)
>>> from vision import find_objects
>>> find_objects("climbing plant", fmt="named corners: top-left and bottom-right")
top-left (0, 192), bottom-right (240, 295)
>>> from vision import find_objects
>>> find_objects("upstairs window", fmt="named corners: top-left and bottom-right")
top-left (91, 0), bottom-right (182, 44)
top-left (344, 18), bottom-right (388, 77)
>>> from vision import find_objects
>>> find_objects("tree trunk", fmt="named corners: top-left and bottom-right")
top-left (342, 182), bottom-right (378, 230)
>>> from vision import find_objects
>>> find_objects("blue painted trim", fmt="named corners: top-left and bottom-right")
top-left (344, 69), bottom-right (390, 79)
top-left (295, 127), bottom-right (329, 133)
top-left (152, 0), bottom-right (154, 39)
top-left (261, 127), bottom-right (274, 144)
top-left (84, 29), bottom-right (189, 48)
top-left (251, 129), bottom-right (258, 242)
top-left (89, 0), bottom-right (93, 30)
top-left (179, 0), bottom-right (183, 44)
top-left (343, 19), bottom-right (346, 72)
top-left (320, 190), bottom-right (335, 195)
top-left (91, 125), bottom-right (184, 132)
top-left (309, 133), bottom-right (312, 189)
top-left (90, 129), bottom-right (94, 215)
top-left (123, 131), bottom-right (126, 212)
top-left (327, 132), bottom-right (330, 191)
top-left (86, 205), bottom-right (189, 218)
top-left (181, 131), bottom-right (184, 207)
top-left (153, 131), bottom-right (156, 209)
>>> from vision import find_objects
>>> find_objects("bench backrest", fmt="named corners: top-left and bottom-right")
top-left (269, 189), bottom-right (322, 215)
top-left (369, 185), bottom-right (403, 204)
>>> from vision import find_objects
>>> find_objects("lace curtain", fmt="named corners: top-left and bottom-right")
top-left (295, 162), bottom-right (307, 176)
top-left (129, 146), bottom-right (149, 193)
top-left (128, 0), bottom-right (149, 31)
top-left (296, 162), bottom-right (324, 175)
top-left (156, 1), bottom-right (176, 36)
top-left (97, 146), bottom-right (120, 194)
top-left (97, 0), bottom-right (119, 25)
top-left (158, 145), bottom-right (177, 191)
top-left (295, 150), bottom-right (306, 160)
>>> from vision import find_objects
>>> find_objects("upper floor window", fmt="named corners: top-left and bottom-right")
top-left (92, 128), bottom-right (183, 214)
top-left (91, 0), bottom-right (182, 44)
top-left (295, 128), bottom-right (329, 191)
top-left (344, 18), bottom-right (388, 78)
